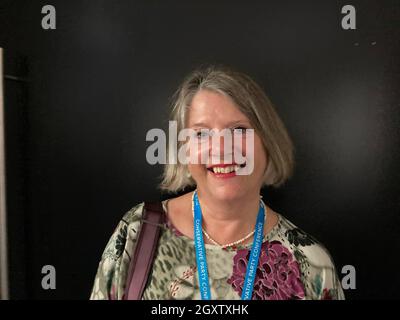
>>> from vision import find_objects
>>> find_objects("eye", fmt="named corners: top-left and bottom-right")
top-left (232, 126), bottom-right (248, 135)
top-left (194, 130), bottom-right (211, 139)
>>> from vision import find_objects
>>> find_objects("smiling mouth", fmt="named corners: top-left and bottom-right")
top-left (206, 163), bottom-right (246, 174)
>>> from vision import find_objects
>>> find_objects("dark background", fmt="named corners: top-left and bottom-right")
top-left (0, 0), bottom-right (399, 299)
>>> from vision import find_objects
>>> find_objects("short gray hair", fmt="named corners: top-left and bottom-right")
top-left (159, 64), bottom-right (294, 193)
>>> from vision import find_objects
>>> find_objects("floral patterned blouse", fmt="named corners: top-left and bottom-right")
top-left (90, 201), bottom-right (345, 300)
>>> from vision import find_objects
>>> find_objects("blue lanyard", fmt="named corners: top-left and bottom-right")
top-left (193, 191), bottom-right (265, 300)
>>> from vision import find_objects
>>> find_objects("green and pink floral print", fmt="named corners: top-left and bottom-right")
top-left (90, 202), bottom-right (345, 300)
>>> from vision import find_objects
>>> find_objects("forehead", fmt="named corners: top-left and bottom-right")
top-left (187, 90), bottom-right (249, 127)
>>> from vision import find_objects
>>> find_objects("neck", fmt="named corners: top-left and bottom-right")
top-left (195, 188), bottom-right (262, 246)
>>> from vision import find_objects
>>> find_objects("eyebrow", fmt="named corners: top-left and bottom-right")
top-left (190, 120), bottom-right (251, 128)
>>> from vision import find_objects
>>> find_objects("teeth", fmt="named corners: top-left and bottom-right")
top-left (211, 165), bottom-right (241, 174)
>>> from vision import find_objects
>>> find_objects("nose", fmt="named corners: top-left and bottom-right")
top-left (209, 129), bottom-right (234, 163)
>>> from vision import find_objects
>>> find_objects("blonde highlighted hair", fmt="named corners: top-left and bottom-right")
top-left (159, 64), bottom-right (294, 193)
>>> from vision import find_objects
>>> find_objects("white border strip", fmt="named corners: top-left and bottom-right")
top-left (0, 47), bottom-right (10, 300)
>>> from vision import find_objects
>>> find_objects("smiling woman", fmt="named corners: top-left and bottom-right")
top-left (90, 65), bottom-right (345, 300)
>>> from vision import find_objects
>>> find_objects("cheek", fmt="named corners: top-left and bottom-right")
top-left (188, 163), bottom-right (207, 182)
top-left (240, 133), bottom-right (266, 170)
top-left (186, 139), bottom-right (209, 164)
top-left (186, 140), bottom-right (208, 176)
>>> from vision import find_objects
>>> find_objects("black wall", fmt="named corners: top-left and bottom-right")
top-left (0, 0), bottom-right (399, 299)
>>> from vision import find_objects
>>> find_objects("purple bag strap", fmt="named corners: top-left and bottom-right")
top-left (124, 202), bottom-right (165, 300)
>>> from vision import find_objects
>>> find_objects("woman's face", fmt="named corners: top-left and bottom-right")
top-left (186, 89), bottom-right (267, 201)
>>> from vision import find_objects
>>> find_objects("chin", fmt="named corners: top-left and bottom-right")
top-left (207, 183), bottom-right (245, 201)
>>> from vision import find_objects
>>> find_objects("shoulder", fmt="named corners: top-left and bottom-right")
top-left (277, 214), bottom-right (334, 267)
top-left (121, 202), bottom-right (145, 226)
top-left (100, 202), bottom-right (145, 260)
top-left (275, 214), bottom-right (345, 300)
top-left (90, 202), bottom-right (146, 300)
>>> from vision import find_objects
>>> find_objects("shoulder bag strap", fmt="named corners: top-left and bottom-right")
top-left (124, 202), bottom-right (165, 300)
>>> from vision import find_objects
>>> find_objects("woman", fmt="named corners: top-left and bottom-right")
top-left (90, 65), bottom-right (345, 300)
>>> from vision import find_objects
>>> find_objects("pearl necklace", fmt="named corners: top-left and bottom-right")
top-left (191, 191), bottom-right (266, 249)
